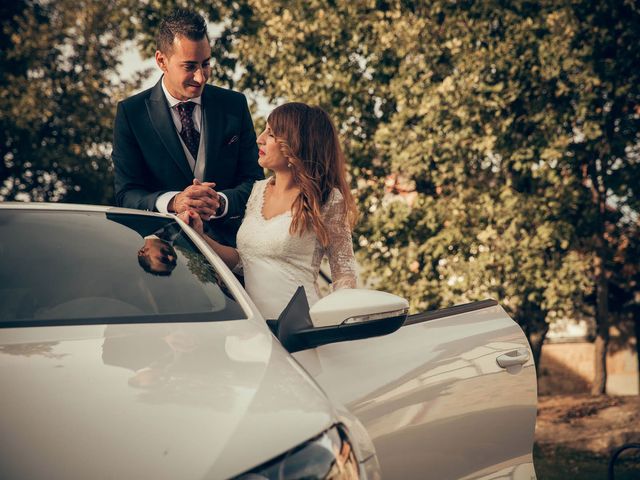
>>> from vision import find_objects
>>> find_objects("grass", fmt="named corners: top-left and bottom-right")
top-left (534, 444), bottom-right (640, 480)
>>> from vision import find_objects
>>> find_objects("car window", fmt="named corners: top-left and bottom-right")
top-left (0, 210), bottom-right (247, 327)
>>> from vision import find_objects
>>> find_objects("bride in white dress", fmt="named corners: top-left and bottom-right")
top-left (180, 103), bottom-right (358, 319)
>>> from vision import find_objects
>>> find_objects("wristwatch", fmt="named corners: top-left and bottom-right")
top-left (215, 195), bottom-right (227, 217)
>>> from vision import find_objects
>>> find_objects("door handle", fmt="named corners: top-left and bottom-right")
top-left (496, 348), bottom-right (530, 369)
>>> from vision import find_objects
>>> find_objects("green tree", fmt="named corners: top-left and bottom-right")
top-left (0, 0), bottom-right (146, 204)
top-left (9, 0), bottom-right (636, 394)
top-left (199, 0), bottom-right (640, 393)
top-left (362, 2), bottom-right (595, 367)
top-left (539, 1), bottom-right (640, 394)
top-left (173, 0), bottom-right (591, 370)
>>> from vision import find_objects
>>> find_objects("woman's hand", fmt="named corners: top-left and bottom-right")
top-left (178, 209), bottom-right (240, 270)
top-left (178, 209), bottom-right (204, 235)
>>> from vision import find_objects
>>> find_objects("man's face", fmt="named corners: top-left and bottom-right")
top-left (155, 35), bottom-right (211, 101)
top-left (138, 238), bottom-right (177, 275)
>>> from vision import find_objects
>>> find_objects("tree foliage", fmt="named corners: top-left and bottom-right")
top-left (4, 0), bottom-right (639, 392)
top-left (0, 0), bottom-right (146, 203)
top-left (189, 0), bottom-right (639, 389)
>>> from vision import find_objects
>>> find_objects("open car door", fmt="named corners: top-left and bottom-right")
top-left (291, 299), bottom-right (537, 480)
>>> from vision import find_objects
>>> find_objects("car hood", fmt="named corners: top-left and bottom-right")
top-left (0, 319), bottom-right (336, 479)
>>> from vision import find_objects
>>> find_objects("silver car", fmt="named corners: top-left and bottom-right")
top-left (0, 203), bottom-right (537, 479)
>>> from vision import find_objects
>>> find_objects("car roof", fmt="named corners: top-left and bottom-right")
top-left (0, 202), bottom-right (173, 218)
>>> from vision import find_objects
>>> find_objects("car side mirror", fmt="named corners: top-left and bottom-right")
top-left (276, 287), bottom-right (409, 353)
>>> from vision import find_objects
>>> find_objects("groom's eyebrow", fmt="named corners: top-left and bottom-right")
top-left (182, 59), bottom-right (211, 66)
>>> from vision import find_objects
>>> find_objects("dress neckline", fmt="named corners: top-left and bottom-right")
top-left (259, 178), bottom-right (292, 221)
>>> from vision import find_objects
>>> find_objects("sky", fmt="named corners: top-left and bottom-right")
top-left (119, 41), bottom-right (160, 94)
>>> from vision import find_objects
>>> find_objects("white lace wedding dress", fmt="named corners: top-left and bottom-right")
top-left (235, 178), bottom-right (357, 319)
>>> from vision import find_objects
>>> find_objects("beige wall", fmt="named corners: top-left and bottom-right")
top-left (538, 342), bottom-right (639, 395)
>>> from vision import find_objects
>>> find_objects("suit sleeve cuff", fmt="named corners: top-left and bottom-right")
top-left (208, 192), bottom-right (229, 220)
top-left (156, 191), bottom-right (180, 214)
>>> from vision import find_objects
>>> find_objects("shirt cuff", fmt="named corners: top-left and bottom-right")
top-left (209, 192), bottom-right (229, 220)
top-left (156, 191), bottom-right (180, 214)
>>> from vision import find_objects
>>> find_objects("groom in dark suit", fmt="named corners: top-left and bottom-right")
top-left (112, 8), bottom-right (263, 246)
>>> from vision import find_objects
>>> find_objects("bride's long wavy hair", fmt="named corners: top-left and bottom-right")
top-left (267, 102), bottom-right (358, 246)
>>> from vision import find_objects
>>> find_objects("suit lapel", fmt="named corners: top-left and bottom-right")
top-left (202, 86), bottom-right (223, 181)
top-left (146, 79), bottom-right (193, 181)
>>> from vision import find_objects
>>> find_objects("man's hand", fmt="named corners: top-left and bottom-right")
top-left (171, 179), bottom-right (219, 219)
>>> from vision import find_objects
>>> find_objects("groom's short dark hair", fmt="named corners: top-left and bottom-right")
top-left (156, 8), bottom-right (208, 54)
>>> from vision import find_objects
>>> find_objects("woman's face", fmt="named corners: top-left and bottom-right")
top-left (257, 123), bottom-right (288, 171)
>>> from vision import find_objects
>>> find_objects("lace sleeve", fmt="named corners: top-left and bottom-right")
top-left (323, 189), bottom-right (358, 290)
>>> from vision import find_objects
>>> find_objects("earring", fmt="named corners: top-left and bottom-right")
top-left (287, 162), bottom-right (292, 168)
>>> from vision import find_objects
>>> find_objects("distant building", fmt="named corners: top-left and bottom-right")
top-left (540, 317), bottom-right (638, 396)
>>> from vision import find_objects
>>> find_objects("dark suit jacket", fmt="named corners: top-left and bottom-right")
top-left (112, 78), bottom-right (263, 246)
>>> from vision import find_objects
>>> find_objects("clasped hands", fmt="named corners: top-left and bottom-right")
top-left (171, 179), bottom-right (219, 221)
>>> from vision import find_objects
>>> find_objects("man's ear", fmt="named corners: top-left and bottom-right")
top-left (155, 50), bottom-right (167, 71)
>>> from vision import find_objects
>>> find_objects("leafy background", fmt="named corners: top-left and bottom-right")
top-left (1, 0), bottom-right (639, 395)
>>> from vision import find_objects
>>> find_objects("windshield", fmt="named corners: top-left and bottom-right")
top-left (0, 210), bottom-right (246, 327)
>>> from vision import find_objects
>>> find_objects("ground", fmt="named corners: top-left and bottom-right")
top-left (534, 395), bottom-right (640, 479)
